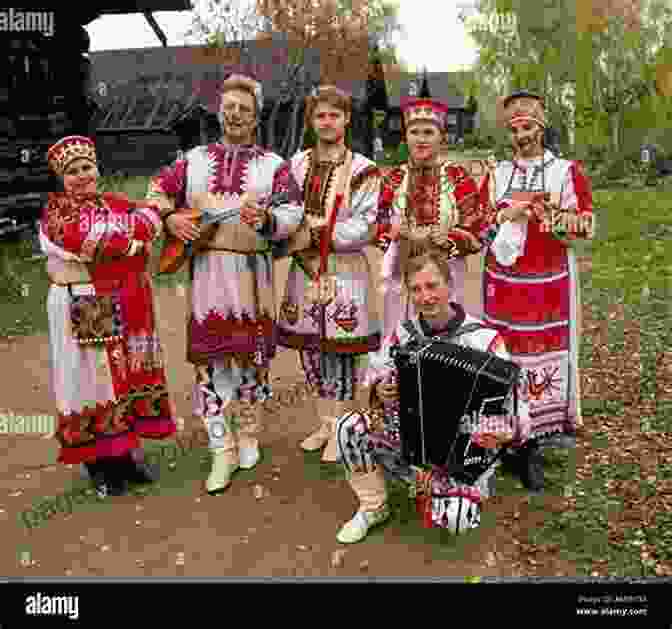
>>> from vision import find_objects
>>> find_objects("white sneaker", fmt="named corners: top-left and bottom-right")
top-left (238, 445), bottom-right (260, 470)
top-left (336, 506), bottom-right (390, 544)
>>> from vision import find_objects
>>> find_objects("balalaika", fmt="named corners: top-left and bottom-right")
top-left (391, 322), bottom-right (521, 483)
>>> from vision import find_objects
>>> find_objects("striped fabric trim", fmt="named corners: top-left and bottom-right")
top-left (485, 268), bottom-right (569, 284)
top-left (484, 314), bottom-right (568, 331)
top-left (484, 267), bottom-right (569, 283)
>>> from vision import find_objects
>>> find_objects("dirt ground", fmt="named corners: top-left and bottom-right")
top-left (0, 250), bottom-right (579, 577)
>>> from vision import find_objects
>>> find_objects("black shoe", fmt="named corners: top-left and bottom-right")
top-left (123, 449), bottom-right (159, 484)
top-left (91, 458), bottom-right (129, 497)
top-left (125, 460), bottom-right (159, 484)
top-left (519, 444), bottom-right (545, 492)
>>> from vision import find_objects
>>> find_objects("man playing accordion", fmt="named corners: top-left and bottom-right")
top-left (334, 250), bottom-right (533, 543)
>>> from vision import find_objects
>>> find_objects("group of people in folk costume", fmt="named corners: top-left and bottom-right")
top-left (40, 72), bottom-right (594, 542)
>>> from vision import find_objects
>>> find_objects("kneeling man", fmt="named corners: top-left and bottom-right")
top-left (335, 250), bottom-right (534, 543)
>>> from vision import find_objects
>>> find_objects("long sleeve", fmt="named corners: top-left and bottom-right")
top-left (366, 328), bottom-right (401, 408)
top-left (127, 202), bottom-right (164, 243)
top-left (372, 167), bottom-right (403, 251)
top-left (146, 158), bottom-right (188, 218)
top-left (331, 165), bottom-right (380, 252)
top-left (553, 160), bottom-right (594, 241)
top-left (262, 160), bottom-right (304, 241)
top-left (440, 164), bottom-right (488, 257)
top-left (66, 194), bottom-right (162, 262)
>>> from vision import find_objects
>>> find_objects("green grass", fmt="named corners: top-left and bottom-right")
top-left (521, 185), bottom-right (672, 577)
top-left (7, 170), bottom-right (672, 575)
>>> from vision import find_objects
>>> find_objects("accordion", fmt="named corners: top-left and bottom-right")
top-left (391, 332), bottom-right (521, 482)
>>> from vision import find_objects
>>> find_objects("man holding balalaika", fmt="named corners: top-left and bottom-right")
top-left (334, 250), bottom-right (534, 543)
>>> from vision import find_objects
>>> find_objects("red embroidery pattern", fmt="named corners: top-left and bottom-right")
top-left (408, 166), bottom-right (441, 226)
top-left (526, 366), bottom-right (562, 401)
top-left (154, 159), bottom-right (187, 197)
top-left (331, 300), bottom-right (359, 332)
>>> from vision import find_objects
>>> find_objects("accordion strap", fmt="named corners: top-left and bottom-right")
top-left (449, 322), bottom-right (488, 339)
top-left (401, 319), bottom-right (488, 344)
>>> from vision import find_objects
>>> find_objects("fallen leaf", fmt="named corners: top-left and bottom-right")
top-left (253, 484), bottom-right (266, 499)
top-left (100, 545), bottom-right (110, 552)
top-left (485, 552), bottom-right (497, 567)
top-left (359, 560), bottom-right (370, 571)
top-left (297, 545), bottom-right (309, 552)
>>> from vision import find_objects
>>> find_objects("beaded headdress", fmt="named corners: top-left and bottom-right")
top-left (47, 136), bottom-right (97, 177)
top-left (401, 98), bottom-right (449, 129)
top-left (498, 91), bottom-right (546, 128)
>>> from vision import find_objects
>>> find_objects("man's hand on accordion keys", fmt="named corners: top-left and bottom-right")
top-left (471, 429), bottom-right (514, 450)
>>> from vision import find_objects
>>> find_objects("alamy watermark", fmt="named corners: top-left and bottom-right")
top-left (0, 9), bottom-right (54, 37)
top-left (0, 411), bottom-right (55, 435)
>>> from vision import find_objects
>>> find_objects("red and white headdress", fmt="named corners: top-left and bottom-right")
top-left (497, 93), bottom-right (546, 128)
top-left (401, 98), bottom-right (449, 129)
top-left (47, 136), bottom-right (97, 177)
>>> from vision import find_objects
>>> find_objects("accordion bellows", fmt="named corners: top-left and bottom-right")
top-left (392, 338), bottom-right (521, 470)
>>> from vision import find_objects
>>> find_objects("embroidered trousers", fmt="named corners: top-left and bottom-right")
top-left (335, 410), bottom-right (500, 500)
top-left (192, 360), bottom-right (271, 448)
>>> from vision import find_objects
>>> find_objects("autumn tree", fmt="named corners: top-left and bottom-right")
top-left (185, 0), bottom-right (401, 157)
top-left (460, 0), bottom-right (672, 159)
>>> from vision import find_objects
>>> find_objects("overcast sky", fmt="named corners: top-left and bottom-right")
top-left (85, 0), bottom-right (478, 72)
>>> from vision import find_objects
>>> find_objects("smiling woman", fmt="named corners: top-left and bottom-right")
top-left (40, 135), bottom-right (177, 498)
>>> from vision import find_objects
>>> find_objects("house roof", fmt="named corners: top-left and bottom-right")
top-left (386, 72), bottom-right (471, 109)
top-left (14, 1), bottom-right (191, 20)
top-left (89, 38), bottom-right (379, 131)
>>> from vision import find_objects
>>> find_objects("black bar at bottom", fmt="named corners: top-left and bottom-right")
top-left (0, 581), bottom-right (668, 626)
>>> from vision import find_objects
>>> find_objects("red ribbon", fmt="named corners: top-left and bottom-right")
top-left (319, 192), bottom-right (343, 277)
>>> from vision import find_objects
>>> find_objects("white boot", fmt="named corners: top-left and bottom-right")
top-left (236, 401), bottom-right (262, 470)
top-left (238, 435), bottom-right (260, 470)
top-left (302, 398), bottom-right (357, 462)
top-left (337, 468), bottom-right (391, 544)
top-left (204, 417), bottom-right (239, 495)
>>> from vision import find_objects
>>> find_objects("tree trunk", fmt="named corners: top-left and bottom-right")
top-left (266, 99), bottom-right (283, 154)
top-left (282, 100), bottom-right (302, 159)
top-left (611, 112), bottom-right (620, 153)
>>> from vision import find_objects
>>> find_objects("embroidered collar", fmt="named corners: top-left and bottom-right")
top-left (212, 142), bottom-right (265, 159)
top-left (418, 302), bottom-right (466, 338)
top-left (512, 149), bottom-right (555, 172)
top-left (312, 147), bottom-right (348, 165)
top-left (408, 157), bottom-right (441, 173)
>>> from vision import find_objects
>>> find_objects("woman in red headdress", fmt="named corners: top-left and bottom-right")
top-left (368, 98), bottom-right (494, 380)
top-left (479, 92), bottom-right (594, 489)
top-left (40, 136), bottom-right (176, 497)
